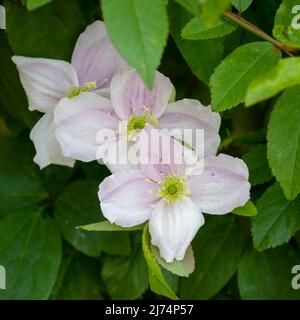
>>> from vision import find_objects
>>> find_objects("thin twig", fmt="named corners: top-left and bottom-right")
top-left (223, 10), bottom-right (294, 57)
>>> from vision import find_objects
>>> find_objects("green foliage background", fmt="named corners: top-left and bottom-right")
top-left (1, 0), bottom-right (300, 300)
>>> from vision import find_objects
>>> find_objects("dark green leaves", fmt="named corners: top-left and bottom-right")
top-left (252, 183), bottom-right (300, 251)
top-left (0, 136), bottom-right (48, 215)
top-left (210, 42), bottom-right (281, 111)
top-left (4, 0), bottom-right (96, 60)
top-left (169, 1), bottom-right (224, 85)
top-left (273, 0), bottom-right (300, 49)
top-left (180, 216), bottom-right (244, 299)
top-left (242, 144), bottom-right (273, 186)
top-left (238, 245), bottom-right (300, 299)
top-left (0, 33), bottom-right (37, 128)
top-left (51, 253), bottom-right (102, 300)
top-left (54, 180), bottom-right (131, 257)
top-left (102, 239), bottom-right (149, 299)
top-left (0, 209), bottom-right (62, 300)
top-left (174, 0), bottom-right (199, 15)
top-left (267, 86), bottom-right (300, 200)
top-left (102, 0), bottom-right (168, 88)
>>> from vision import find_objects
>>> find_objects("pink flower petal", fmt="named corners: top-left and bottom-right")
top-left (110, 70), bottom-right (173, 120)
top-left (71, 21), bottom-right (129, 90)
top-left (30, 112), bottom-right (75, 169)
top-left (99, 170), bottom-right (160, 227)
top-left (188, 154), bottom-right (250, 214)
top-left (12, 56), bottom-right (78, 112)
top-left (159, 99), bottom-right (221, 157)
top-left (55, 93), bottom-right (118, 162)
top-left (149, 197), bottom-right (204, 263)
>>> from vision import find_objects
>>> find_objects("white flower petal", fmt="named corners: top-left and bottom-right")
top-left (159, 99), bottom-right (221, 157)
top-left (99, 170), bottom-right (159, 227)
top-left (188, 154), bottom-right (250, 214)
top-left (30, 112), bottom-right (75, 169)
top-left (12, 56), bottom-right (78, 112)
top-left (149, 197), bottom-right (204, 263)
top-left (71, 21), bottom-right (129, 89)
top-left (55, 92), bottom-right (118, 162)
top-left (54, 92), bottom-right (113, 124)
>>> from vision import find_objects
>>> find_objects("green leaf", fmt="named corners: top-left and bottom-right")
top-left (142, 225), bottom-right (179, 300)
top-left (0, 209), bottom-right (62, 300)
top-left (181, 17), bottom-right (236, 40)
top-left (267, 86), bottom-right (300, 200)
top-left (78, 220), bottom-right (145, 232)
top-left (242, 144), bottom-right (273, 186)
top-left (210, 42), bottom-right (281, 111)
top-left (151, 245), bottom-right (195, 277)
top-left (174, 0), bottom-right (199, 15)
top-left (238, 245), bottom-right (300, 299)
top-left (0, 33), bottom-right (37, 128)
top-left (233, 201), bottom-right (257, 217)
top-left (245, 58), bottom-right (300, 106)
top-left (169, 1), bottom-right (224, 85)
top-left (54, 180), bottom-right (131, 257)
top-left (102, 237), bottom-right (149, 299)
top-left (200, 0), bottom-right (232, 26)
top-left (273, 0), bottom-right (300, 49)
top-left (252, 183), bottom-right (300, 251)
top-left (4, 0), bottom-right (97, 60)
top-left (51, 251), bottom-right (102, 300)
top-left (231, 0), bottom-right (253, 12)
top-left (41, 165), bottom-right (73, 196)
top-left (25, 0), bottom-right (53, 10)
top-left (102, 0), bottom-right (168, 88)
top-left (0, 135), bottom-right (48, 215)
top-left (180, 215), bottom-right (244, 299)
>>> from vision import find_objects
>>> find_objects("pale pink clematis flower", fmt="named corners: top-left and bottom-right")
top-left (12, 21), bottom-right (129, 169)
top-left (98, 154), bottom-right (250, 262)
top-left (54, 69), bottom-right (221, 171)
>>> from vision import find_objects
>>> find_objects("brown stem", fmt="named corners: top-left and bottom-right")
top-left (223, 10), bottom-right (294, 57)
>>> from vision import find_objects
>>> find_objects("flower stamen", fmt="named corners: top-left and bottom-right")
top-left (159, 174), bottom-right (190, 203)
top-left (67, 81), bottom-right (97, 98)
top-left (127, 109), bottom-right (158, 137)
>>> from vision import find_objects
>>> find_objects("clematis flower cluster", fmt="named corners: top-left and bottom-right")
top-left (14, 20), bottom-right (251, 263)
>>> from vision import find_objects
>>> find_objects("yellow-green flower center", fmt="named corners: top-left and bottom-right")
top-left (159, 175), bottom-right (190, 203)
top-left (127, 111), bottom-right (158, 136)
top-left (67, 81), bottom-right (97, 98)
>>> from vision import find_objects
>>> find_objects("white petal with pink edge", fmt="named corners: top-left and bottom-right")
top-left (71, 21), bottom-right (129, 90)
top-left (188, 154), bottom-right (250, 214)
top-left (30, 112), bottom-right (75, 169)
top-left (99, 170), bottom-right (159, 227)
top-left (12, 56), bottom-right (78, 113)
top-left (159, 99), bottom-right (221, 158)
top-left (110, 70), bottom-right (174, 120)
